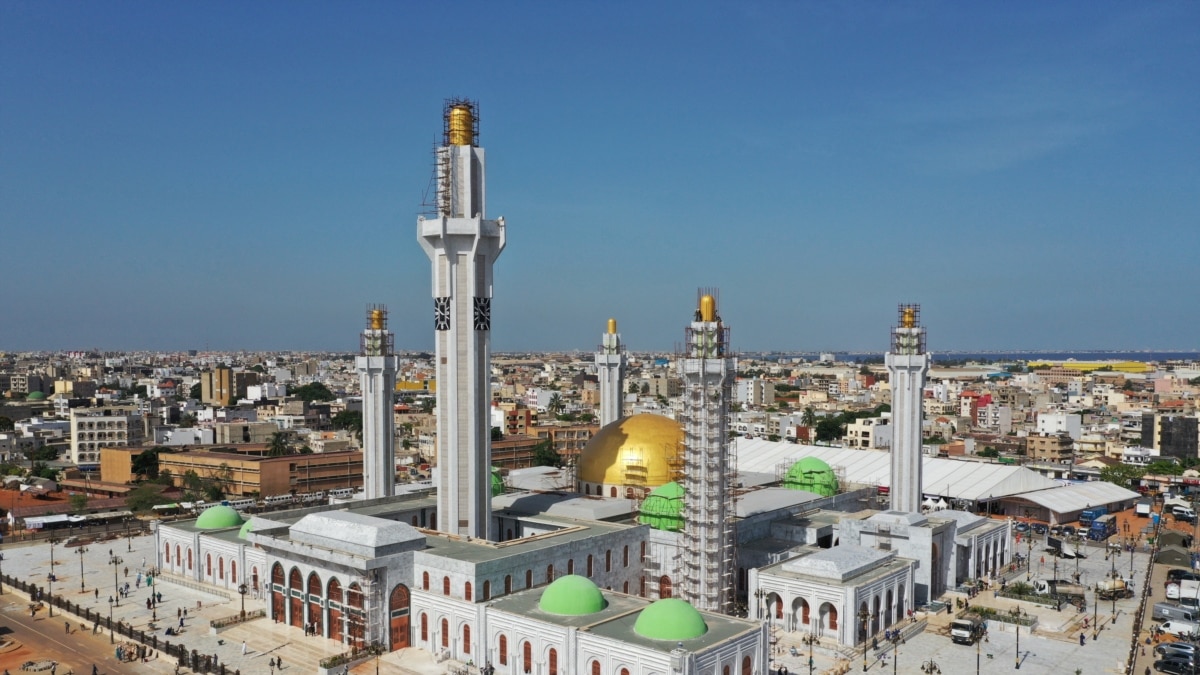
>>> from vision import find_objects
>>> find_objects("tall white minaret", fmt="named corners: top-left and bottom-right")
top-left (885, 304), bottom-right (931, 513)
top-left (679, 292), bottom-right (736, 614)
top-left (595, 318), bottom-right (626, 428)
top-left (418, 100), bottom-right (505, 540)
top-left (356, 306), bottom-right (398, 500)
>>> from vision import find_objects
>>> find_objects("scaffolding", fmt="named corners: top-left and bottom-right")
top-left (678, 290), bottom-right (736, 614)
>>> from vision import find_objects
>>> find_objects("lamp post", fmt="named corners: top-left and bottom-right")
top-left (109, 554), bottom-right (123, 607)
top-left (858, 607), bottom-right (870, 672)
top-left (238, 582), bottom-right (248, 619)
top-left (76, 545), bottom-right (89, 592)
top-left (48, 536), bottom-right (58, 617)
top-left (1024, 509), bottom-right (1032, 579)
top-left (125, 517), bottom-right (132, 552)
top-left (920, 660), bottom-right (941, 674)
top-left (1013, 606), bottom-right (1021, 669)
top-left (0, 552), bottom-right (5, 593)
top-left (108, 597), bottom-right (114, 644)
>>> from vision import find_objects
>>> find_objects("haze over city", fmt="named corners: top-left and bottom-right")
top-left (2, 3), bottom-right (1197, 353)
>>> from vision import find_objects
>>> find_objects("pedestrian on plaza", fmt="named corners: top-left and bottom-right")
top-left (1079, 633), bottom-right (1085, 646)
top-left (178, 616), bottom-right (184, 629)
top-left (94, 588), bottom-right (98, 600)
top-left (156, 591), bottom-right (162, 603)
top-left (278, 656), bottom-right (283, 669)
top-left (92, 665), bottom-right (98, 675)
top-left (123, 566), bottom-right (128, 577)
top-left (269, 657), bottom-right (276, 669)
top-left (197, 600), bottom-right (202, 610)
top-left (242, 641), bottom-right (247, 655)
top-left (65, 620), bottom-right (70, 634)
top-left (141, 557), bottom-right (145, 568)
top-left (177, 608), bottom-right (181, 619)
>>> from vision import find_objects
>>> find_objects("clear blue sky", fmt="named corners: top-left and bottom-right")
top-left (3, 2), bottom-right (1197, 353)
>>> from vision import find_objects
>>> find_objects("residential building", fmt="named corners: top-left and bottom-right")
top-left (69, 405), bottom-right (146, 465)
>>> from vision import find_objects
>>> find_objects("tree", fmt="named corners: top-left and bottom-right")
top-left (126, 483), bottom-right (173, 512)
top-left (802, 407), bottom-right (817, 428)
top-left (290, 382), bottom-right (335, 402)
top-left (332, 410), bottom-right (364, 441)
top-left (0, 416), bottom-right (13, 431)
top-left (30, 462), bottom-right (58, 480)
top-left (532, 439), bottom-right (560, 467)
top-left (815, 418), bottom-right (843, 443)
top-left (267, 432), bottom-right (292, 457)
top-left (1146, 460), bottom-right (1184, 476)
top-left (547, 393), bottom-right (565, 416)
top-left (1099, 464), bottom-right (1145, 489)
top-left (978, 446), bottom-right (1000, 458)
top-left (418, 397), bottom-right (435, 415)
top-left (132, 447), bottom-right (162, 480)
top-left (69, 492), bottom-right (88, 514)
top-left (491, 427), bottom-right (504, 441)
top-left (179, 414), bottom-right (198, 428)
top-left (189, 383), bottom-right (202, 400)
top-left (628, 382), bottom-right (640, 394)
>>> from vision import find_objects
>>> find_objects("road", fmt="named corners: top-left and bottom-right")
top-left (0, 590), bottom-right (166, 675)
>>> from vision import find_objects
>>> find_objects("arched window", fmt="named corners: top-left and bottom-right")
top-left (623, 581), bottom-right (629, 594)
top-left (272, 563), bottom-right (285, 586)
top-left (465, 581), bottom-right (473, 601)
top-left (775, 596), bottom-right (783, 620)
top-left (802, 598), bottom-right (811, 624)
top-left (420, 613), bottom-right (427, 641)
top-left (610, 486), bottom-right (617, 497)
top-left (549, 648), bottom-right (558, 675)
top-left (443, 576), bottom-right (451, 596)
top-left (587, 554), bottom-right (593, 577)
top-left (605, 550), bottom-right (612, 572)
top-left (640, 576), bottom-right (646, 596)
top-left (231, 561), bottom-right (237, 585)
top-left (590, 661), bottom-right (601, 675)
top-left (218, 557), bottom-right (225, 580)
top-left (175, 545), bottom-right (181, 568)
top-left (482, 580), bottom-right (491, 600)
top-left (522, 641), bottom-right (532, 674)
top-left (567, 559), bottom-right (574, 575)
top-left (620, 669), bottom-right (630, 675)
top-left (505, 575), bottom-right (512, 594)
top-left (659, 575), bottom-right (672, 599)
top-left (640, 541), bottom-right (646, 561)
top-left (623, 545), bottom-right (629, 567)
top-left (498, 634), bottom-right (508, 665)
top-left (412, 515), bottom-right (418, 526)
top-left (525, 569), bottom-right (532, 589)
top-left (163, 542), bottom-right (170, 565)
top-left (828, 606), bottom-right (839, 629)
top-left (423, 571), bottom-right (430, 591)
top-left (187, 548), bottom-right (192, 570)
top-left (440, 618), bottom-right (448, 648)
top-left (206, 554), bottom-right (212, 577)
top-left (742, 655), bottom-right (752, 675)
top-left (463, 624), bottom-right (471, 654)
top-left (724, 667), bottom-right (731, 675)
top-left (546, 564), bottom-right (554, 583)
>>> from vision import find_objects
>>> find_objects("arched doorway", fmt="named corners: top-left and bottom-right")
top-left (793, 597), bottom-right (810, 631)
top-left (818, 602), bottom-right (838, 639)
top-left (348, 583), bottom-right (365, 649)
top-left (871, 596), bottom-right (881, 634)
top-left (858, 601), bottom-right (870, 643)
top-left (288, 568), bottom-right (304, 628)
top-left (659, 575), bottom-right (672, 599)
top-left (327, 578), bottom-right (343, 643)
top-left (389, 585), bottom-right (410, 650)
top-left (885, 589), bottom-right (894, 628)
top-left (270, 563), bottom-right (285, 622)
top-left (897, 585), bottom-right (907, 624)
top-left (931, 543), bottom-right (941, 597)
top-left (307, 573), bottom-right (323, 636)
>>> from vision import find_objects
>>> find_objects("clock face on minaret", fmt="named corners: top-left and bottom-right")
top-left (434, 297), bottom-right (451, 331)
top-left (473, 297), bottom-right (491, 331)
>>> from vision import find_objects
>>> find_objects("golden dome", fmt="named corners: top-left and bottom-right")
top-left (578, 414), bottom-right (684, 488)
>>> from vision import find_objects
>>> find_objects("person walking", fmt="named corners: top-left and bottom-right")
top-left (94, 588), bottom-right (99, 600)
top-left (241, 640), bottom-right (247, 656)
top-left (64, 620), bottom-right (70, 634)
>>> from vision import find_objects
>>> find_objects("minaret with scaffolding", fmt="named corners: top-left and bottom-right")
top-left (595, 318), bottom-right (626, 428)
top-left (356, 306), bottom-right (398, 500)
top-left (885, 304), bottom-right (931, 514)
top-left (418, 99), bottom-right (506, 540)
top-left (678, 291), bottom-right (736, 614)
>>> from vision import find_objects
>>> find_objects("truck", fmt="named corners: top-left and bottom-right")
top-left (1167, 579), bottom-right (1200, 603)
top-left (949, 617), bottom-right (985, 645)
top-left (1096, 577), bottom-right (1134, 600)
top-left (1088, 514), bottom-right (1118, 541)
top-left (1047, 536), bottom-right (1084, 559)
top-left (1136, 501), bottom-right (1152, 517)
top-left (1033, 579), bottom-right (1087, 599)
top-left (1079, 507), bottom-right (1108, 528)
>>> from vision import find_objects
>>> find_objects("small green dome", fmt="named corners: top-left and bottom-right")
top-left (538, 575), bottom-right (606, 615)
top-left (491, 467), bottom-right (504, 497)
top-left (238, 518), bottom-right (255, 539)
top-left (639, 481), bottom-right (685, 531)
top-left (634, 598), bottom-right (708, 640)
top-left (195, 505), bottom-right (245, 530)
top-left (784, 456), bottom-right (838, 497)
top-left (26, 391), bottom-right (46, 401)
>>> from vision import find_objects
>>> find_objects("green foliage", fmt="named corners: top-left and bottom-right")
top-left (126, 483), bottom-right (173, 512)
top-left (331, 410), bottom-right (363, 440)
top-left (30, 462), bottom-right (58, 480)
top-left (267, 431), bottom-right (292, 457)
top-left (547, 393), bottom-right (565, 416)
top-left (801, 407), bottom-right (817, 428)
top-left (189, 383), bottom-right (202, 399)
top-left (131, 447), bottom-right (162, 480)
top-left (0, 416), bottom-right (13, 431)
top-left (179, 414), bottom-right (197, 428)
top-left (155, 468), bottom-right (173, 486)
top-left (68, 492), bottom-right (88, 514)
top-left (1190, 376), bottom-right (1200, 386)
top-left (491, 427), bottom-right (503, 441)
top-left (978, 446), bottom-right (1000, 458)
top-left (767, 434), bottom-right (781, 442)
top-left (290, 382), bottom-right (335, 402)
top-left (1145, 460), bottom-right (1182, 476)
top-left (532, 439), bottom-right (560, 467)
top-left (628, 382), bottom-right (640, 394)
top-left (298, 446), bottom-right (313, 454)
top-left (204, 483), bottom-right (225, 502)
top-left (133, 384), bottom-right (148, 398)
top-left (1099, 464), bottom-right (1145, 488)
top-left (0, 463), bottom-right (23, 476)
top-left (418, 397), bottom-right (435, 414)
top-left (815, 418), bottom-right (843, 443)
top-left (24, 447), bottom-right (57, 462)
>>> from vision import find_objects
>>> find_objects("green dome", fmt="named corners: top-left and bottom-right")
top-left (639, 481), bottom-right (685, 531)
top-left (195, 505), bottom-right (245, 530)
top-left (634, 599), bottom-right (708, 641)
top-left (538, 575), bottom-right (606, 615)
top-left (238, 518), bottom-right (255, 539)
top-left (783, 456), bottom-right (838, 497)
top-left (491, 467), bottom-right (504, 497)
top-left (25, 391), bottom-right (46, 401)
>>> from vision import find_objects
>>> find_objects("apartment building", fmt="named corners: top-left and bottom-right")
top-left (1027, 433), bottom-right (1074, 464)
top-left (69, 405), bottom-right (146, 465)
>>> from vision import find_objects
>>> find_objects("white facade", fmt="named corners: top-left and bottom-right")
top-left (69, 405), bottom-right (145, 465)
top-left (357, 311), bottom-right (399, 501)
top-left (595, 320), bottom-right (626, 428)
top-left (418, 102), bottom-right (505, 540)
top-left (1036, 411), bottom-right (1082, 441)
top-left (885, 307), bottom-right (930, 514)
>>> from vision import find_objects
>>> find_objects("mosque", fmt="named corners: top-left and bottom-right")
top-left (154, 101), bottom-right (1013, 674)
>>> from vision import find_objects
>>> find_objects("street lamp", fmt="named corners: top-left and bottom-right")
top-left (1024, 509), bottom-right (1033, 579)
top-left (76, 546), bottom-right (89, 592)
top-left (108, 597), bottom-right (114, 644)
top-left (125, 517), bottom-right (132, 552)
top-left (0, 552), bottom-right (5, 593)
top-left (48, 536), bottom-right (58, 617)
top-left (920, 660), bottom-right (941, 673)
top-left (858, 607), bottom-right (871, 672)
top-left (1013, 606), bottom-right (1021, 669)
top-left (109, 554), bottom-right (123, 606)
top-left (238, 582), bottom-right (248, 619)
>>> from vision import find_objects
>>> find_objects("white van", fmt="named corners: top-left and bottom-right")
top-left (1159, 620), bottom-right (1199, 638)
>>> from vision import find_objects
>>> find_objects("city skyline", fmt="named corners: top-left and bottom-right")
top-left (2, 3), bottom-right (1198, 353)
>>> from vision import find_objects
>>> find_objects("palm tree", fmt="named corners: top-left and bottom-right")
top-left (802, 407), bottom-right (817, 428)
top-left (547, 393), bottom-right (565, 416)
top-left (267, 431), bottom-right (291, 457)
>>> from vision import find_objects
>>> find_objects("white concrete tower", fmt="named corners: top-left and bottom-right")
top-left (595, 318), bottom-right (626, 428)
top-left (885, 304), bottom-right (931, 513)
top-left (678, 292), bottom-right (736, 614)
top-left (418, 100), bottom-right (505, 540)
top-left (356, 306), bottom-right (399, 500)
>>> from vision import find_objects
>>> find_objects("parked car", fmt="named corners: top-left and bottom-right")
top-left (1168, 569), bottom-right (1200, 584)
top-left (1158, 620), bottom-right (1199, 638)
top-left (1014, 522), bottom-right (1030, 533)
top-left (1157, 643), bottom-right (1198, 659)
top-left (1155, 657), bottom-right (1195, 674)
top-left (1063, 525), bottom-right (1077, 536)
top-left (1032, 523), bottom-right (1048, 534)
